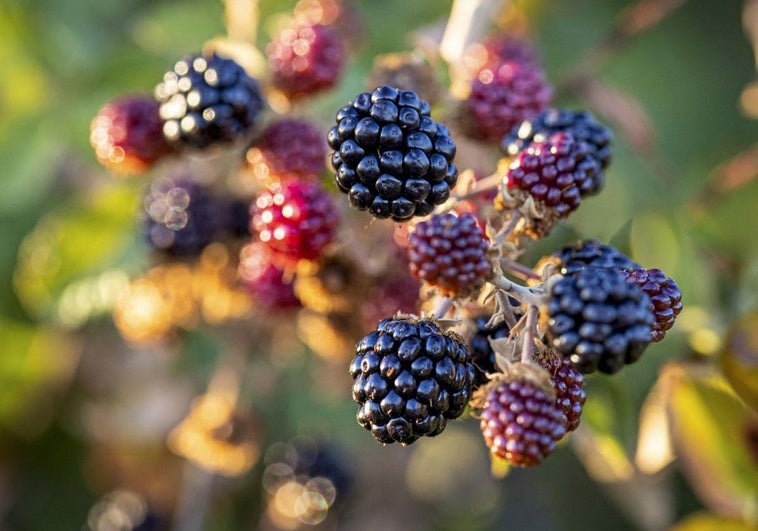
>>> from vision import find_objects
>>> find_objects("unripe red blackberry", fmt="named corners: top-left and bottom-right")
top-left (407, 213), bottom-right (491, 298)
top-left (238, 242), bottom-right (301, 311)
top-left (553, 239), bottom-right (639, 275)
top-left (90, 95), bottom-right (170, 174)
top-left (267, 23), bottom-right (344, 100)
top-left (155, 53), bottom-right (264, 149)
top-left (349, 316), bottom-right (476, 445)
top-left (328, 86), bottom-right (458, 221)
top-left (461, 60), bottom-right (552, 143)
top-left (143, 177), bottom-right (219, 256)
top-left (620, 268), bottom-right (682, 342)
top-left (251, 180), bottom-right (339, 268)
top-left (245, 118), bottom-right (327, 184)
top-left (454, 35), bottom-right (540, 86)
top-left (479, 364), bottom-right (566, 466)
top-left (536, 350), bottom-right (585, 432)
top-left (502, 109), bottom-right (613, 195)
top-left (547, 268), bottom-right (653, 374)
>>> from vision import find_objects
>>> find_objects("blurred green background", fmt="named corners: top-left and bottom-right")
top-left (1, 0), bottom-right (757, 530)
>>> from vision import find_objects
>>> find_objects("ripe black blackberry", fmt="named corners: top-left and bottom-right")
top-left (547, 268), bottom-right (653, 374)
top-left (328, 86), bottom-right (458, 221)
top-left (143, 177), bottom-right (219, 256)
top-left (479, 364), bottom-right (566, 466)
top-left (349, 316), bottom-right (476, 445)
top-left (155, 53), bottom-right (264, 149)
top-left (553, 239), bottom-right (640, 275)
top-left (620, 267), bottom-right (682, 342)
top-left (468, 315), bottom-right (511, 387)
top-left (407, 213), bottom-right (491, 298)
top-left (502, 109), bottom-right (612, 196)
top-left (535, 349), bottom-right (586, 432)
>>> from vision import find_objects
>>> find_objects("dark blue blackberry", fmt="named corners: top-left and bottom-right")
top-left (468, 315), bottom-right (510, 387)
top-left (349, 316), bottom-right (476, 445)
top-left (502, 109), bottom-right (612, 196)
top-left (547, 268), bottom-right (653, 374)
top-left (328, 86), bottom-right (458, 221)
top-left (554, 239), bottom-right (640, 275)
top-left (155, 53), bottom-right (264, 149)
top-left (143, 177), bottom-right (219, 256)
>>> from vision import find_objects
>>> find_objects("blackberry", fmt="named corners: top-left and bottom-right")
top-left (547, 268), bottom-right (653, 374)
top-left (468, 315), bottom-right (511, 387)
top-left (455, 35), bottom-right (540, 85)
top-left (328, 86), bottom-right (458, 221)
top-left (502, 109), bottom-right (613, 194)
top-left (620, 268), bottom-right (682, 342)
top-left (155, 53), bottom-right (264, 149)
top-left (143, 177), bottom-right (219, 256)
top-left (238, 242), bottom-right (301, 311)
top-left (251, 180), bottom-right (339, 268)
top-left (479, 364), bottom-right (566, 466)
top-left (90, 95), bottom-right (170, 174)
top-left (407, 213), bottom-right (491, 298)
top-left (536, 349), bottom-right (586, 432)
top-left (267, 23), bottom-right (344, 100)
top-left (554, 239), bottom-right (640, 275)
top-left (245, 118), bottom-right (327, 183)
top-left (349, 316), bottom-right (476, 445)
top-left (460, 60), bottom-right (552, 143)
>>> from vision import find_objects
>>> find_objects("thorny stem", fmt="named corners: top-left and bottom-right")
top-left (520, 305), bottom-right (538, 364)
top-left (500, 258), bottom-right (541, 281)
top-left (488, 273), bottom-right (545, 308)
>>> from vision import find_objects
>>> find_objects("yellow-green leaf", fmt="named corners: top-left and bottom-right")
top-left (721, 314), bottom-right (758, 412)
top-left (668, 512), bottom-right (757, 531)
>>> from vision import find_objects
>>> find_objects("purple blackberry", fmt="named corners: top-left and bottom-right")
top-left (536, 350), bottom-right (586, 432)
top-left (238, 242), bottom-right (301, 311)
top-left (267, 23), bottom-right (345, 100)
top-left (407, 213), bottom-right (491, 298)
top-left (90, 95), bottom-right (170, 174)
top-left (547, 268), bottom-right (654, 374)
top-left (620, 268), bottom-right (682, 342)
top-left (155, 53), bottom-right (264, 149)
top-left (553, 239), bottom-right (640, 275)
top-left (143, 177), bottom-right (219, 256)
top-left (461, 60), bottom-right (552, 143)
top-left (502, 109), bottom-right (613, 195)
top-left (479, 367), bottom-right (566, 466)
top-left (328, 86), bottom-right (458, 221)
top-left (349, 316), bottom-right (476, 445)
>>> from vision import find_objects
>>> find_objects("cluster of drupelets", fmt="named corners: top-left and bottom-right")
top-left (90, 0), bottom-right (682, 478)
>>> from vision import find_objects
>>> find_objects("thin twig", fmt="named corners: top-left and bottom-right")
top-left (500, 259), bottom-right (540, 281)
top-left (487, 273), bottom-right (544, 307)
top-left (520, 305), bottom-right (538, 364)
top-left (493, 211), bottom-right (522, 247)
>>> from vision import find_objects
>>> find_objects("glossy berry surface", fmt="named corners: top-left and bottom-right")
top-left (506, 132), bottom-right (598, 217)
top-left (328, 86), bottom-right (458, 221)
top-left (480, 376), bottom-right (566, 466)
top-left (349, 316), bottom-right (476, 445)
top-left (538, 352), bottom-right (586, 432)
top-left (143, 177), bottom-right (219, 256)
top-left (246, 118), bottom-right (327, 182)
top-left (407, 213), bottom-right (491, 298)
top-left (251, 181), bottom-right (339, 268)
top-left (461, 60), bottom-right (552, 143)
top-left (621, 268), bottom-right (682, 342)
top-left (238, 242), bottom-right (301, 311)
top-left (90, 95), bottom-right (170, 173)
top-left (155, 53), bottom-right (264, 149)
top-left (553, 239), bottom-right (640, 275)
top-left (547, 268), bottom-right (653, 374)
top-left (267, 23), bottom-right (344, 99)
top-left (502, 109), bottom-right (613, 194)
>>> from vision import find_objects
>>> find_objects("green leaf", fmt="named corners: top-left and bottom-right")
top-left (662, 362), bottom-right (758, 520)
top-left (720, 314), bottom-right (758, 412)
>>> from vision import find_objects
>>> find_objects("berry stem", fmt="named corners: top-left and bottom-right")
top-left (488, 273), bottom-right (544, 307)
top-left (451, 172), bottom-right (503, 203)
top-left (500, 258), bottom-right (541, 281)
top-left (432, 296), bottom-right (455, 319)
top-left (520, 305), bottom-right (538, 364)
top-left (493, 211), bottom-right (522, 248)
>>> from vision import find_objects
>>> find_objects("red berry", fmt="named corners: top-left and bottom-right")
top-left (462, 60), bottom-right (552, 143)
top-left (267, 23), bottom-right (344, 99)
top-left (246, 118), bottom-right (327, 183)
top-left (407, 213), bottom-right (491, 298)
top-left (621, 268), bottom-right (682, 342)
top-left (251, 181), bottom-right (339, 268)
top-left (238, 242), bottom-right (301, 311)
top-left (537, 351), bottom-right (586, 432)
top-left (479, 369), bottom-right (566, 466)
top-left (90, 95), bottom-right (170, 173)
